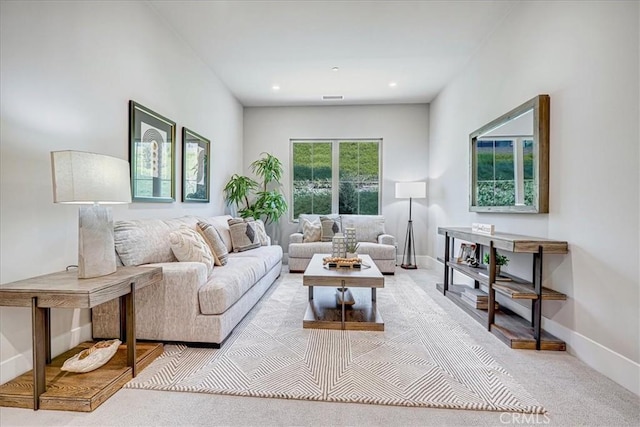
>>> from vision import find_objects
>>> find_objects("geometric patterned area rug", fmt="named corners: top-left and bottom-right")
top-left (125, 272), bottom-right (545, 414)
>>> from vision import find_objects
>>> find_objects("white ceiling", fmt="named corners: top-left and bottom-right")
top-left (150, 1), bottom-right (515, 107)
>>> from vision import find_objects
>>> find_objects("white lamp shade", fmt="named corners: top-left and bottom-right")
top-left (395, 182), bottom-right (426, 199)
top-left (51, 151), bottom-right (132, 204)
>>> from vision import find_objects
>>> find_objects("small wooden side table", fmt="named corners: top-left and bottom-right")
top-left (0, 266), bottom-right (162, 410)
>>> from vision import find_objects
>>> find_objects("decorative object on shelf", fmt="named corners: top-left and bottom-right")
top-left (465, 257), bottom-right (480, 268)
top-left (472, 223), bottom-right (495, 235)
top-left (129, 100), bottom-right (176, 202)
top-left (51, 150), bottom-right (132, 279)
top-left (61, 339), bottom-right (122, 373)
top-left (457, 243), bottom-right (477, 263)
top-left (331, 233), bottom-right (346, 258)
top-left (483, 252), bottom-right (509, 275)
top-left (182, 127), bottom-right (210, 203)
top-left (395, 181), bottom-right (426, 269)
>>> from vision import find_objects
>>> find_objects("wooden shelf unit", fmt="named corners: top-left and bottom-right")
top-left (438, 227), bottom-right (568, 351)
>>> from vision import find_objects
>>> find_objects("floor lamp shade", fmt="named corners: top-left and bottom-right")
top-left (51, 151), bottom-right (132, 279)
top-left (395, 182), bottom-right (426, 269)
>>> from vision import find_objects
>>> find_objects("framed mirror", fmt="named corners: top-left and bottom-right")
top-left (469, 94), bottom-right (550, 213)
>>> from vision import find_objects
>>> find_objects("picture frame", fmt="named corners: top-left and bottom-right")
top-left (182, 127), bottom-right (210, 203)
top-left (129, 100), bottom-right (176, 202)
top-left (457, 243), bottom-right (477, 263)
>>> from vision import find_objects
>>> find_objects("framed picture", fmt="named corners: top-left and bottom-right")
top-left (182, 127), bottom-right (210, 202)
top-left (129, 100), bottom-right (176, 202)
top-left (457, 243), bottom-right (477, 263)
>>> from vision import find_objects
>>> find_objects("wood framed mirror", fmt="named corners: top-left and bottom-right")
top-left (469, 94), bottom-right (550, 213)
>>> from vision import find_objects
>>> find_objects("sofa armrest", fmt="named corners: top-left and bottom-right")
top-left (378, 234), bottom-right (396, 246)
top-left (289, 233), bottom-right (303, 244)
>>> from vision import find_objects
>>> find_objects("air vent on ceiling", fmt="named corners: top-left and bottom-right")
top-left (322, 95), bottom-right (344, 101)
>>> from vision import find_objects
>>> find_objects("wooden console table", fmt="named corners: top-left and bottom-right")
top-left (437, 227), bottom-right (568, 351)
top-left (0, 266), bottom-right (163, 411)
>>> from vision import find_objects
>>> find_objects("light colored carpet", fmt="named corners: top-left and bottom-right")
top-left (125, 273), bottom-right (545, 414)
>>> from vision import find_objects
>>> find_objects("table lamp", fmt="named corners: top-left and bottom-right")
top-left (395, 181), bottom-right (426, 269)
top-left (51, 151), bottom-right (132, 279)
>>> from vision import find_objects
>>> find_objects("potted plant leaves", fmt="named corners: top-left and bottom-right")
top-left (483, 252), bottom-right (509, 276)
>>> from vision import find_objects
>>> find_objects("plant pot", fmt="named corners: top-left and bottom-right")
top-left (346, 252), bottom-right (358, 260)
top-left (495, 265), bottom-right (501, 276)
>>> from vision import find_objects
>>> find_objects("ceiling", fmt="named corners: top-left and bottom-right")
top-left (150, 1), bottom-right (515, 107)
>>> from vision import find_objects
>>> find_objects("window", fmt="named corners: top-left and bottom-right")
top-left (475, 138), bottom-right (534, 206)
top-left (291, 139), bottom-right (381, 220)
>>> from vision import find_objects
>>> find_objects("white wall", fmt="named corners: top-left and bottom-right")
top-left (0, 1), bottom-right (243, 383)
top-left (243, 104), bottom-right (429, 260)
top-left (428, 1), bottom-right (639, 394)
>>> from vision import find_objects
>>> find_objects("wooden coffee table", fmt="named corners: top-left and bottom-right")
top-left (303, 253), bottom-right (384, 331)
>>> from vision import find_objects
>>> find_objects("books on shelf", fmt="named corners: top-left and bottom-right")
top-left (461, 288), bottom-right (499, 310)
top-left (478, 271), bottom-right (513, 282)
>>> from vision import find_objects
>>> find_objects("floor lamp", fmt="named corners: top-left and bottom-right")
top-left (396, 182), bottom-right (426, 269)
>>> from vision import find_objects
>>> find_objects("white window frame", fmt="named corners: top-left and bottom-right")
top-left (290, 138), bottom-right (382, 221)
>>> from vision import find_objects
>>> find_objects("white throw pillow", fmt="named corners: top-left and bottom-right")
top-left (169, 226), bottom-right (215, 274)
top-left (302, 218), bottom-right (321, 242)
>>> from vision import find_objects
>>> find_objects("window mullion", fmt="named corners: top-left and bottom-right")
top-left (332, 140), bottom-right (339, 213)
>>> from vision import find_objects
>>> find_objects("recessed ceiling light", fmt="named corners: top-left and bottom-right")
top-left (332, 67), bottom-right (339, 72)
top-left (389, 81), bottom-right (397, 87)
top-left (272, 85), bottom-right (280, 91)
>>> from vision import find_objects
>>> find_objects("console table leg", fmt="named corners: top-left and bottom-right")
top-left (533, 247), bottom-right (543, 350)
top-left (371, 287), bottom-right (376, 302)
top-left (31, 297), bottom-right (46, 410)
top-left (125, 283), bottom-right (136, 377)
top-left (443, 233), bottom-right (450, 294)
top-left (44, 308), bottom-right (51, 364)
top-left (309, 286), bottom-right (313, 300)
top-left (340, 280), bottom-right (346, 330)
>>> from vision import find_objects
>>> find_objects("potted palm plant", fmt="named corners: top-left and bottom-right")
top-left (224, 152), bottom-right (288, 240)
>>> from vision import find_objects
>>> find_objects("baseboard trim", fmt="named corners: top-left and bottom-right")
top-left (0, 323), bottom-right (92, 385)
top-left (428, 256), bottom-right (639, 396)
top-left (542, 318), bottom-right (640, 396)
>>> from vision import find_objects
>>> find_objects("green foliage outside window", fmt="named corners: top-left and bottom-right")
top-left (476, 139), bottom-right (534, 206)
top-left (292, 140), bottom-right (380, 219)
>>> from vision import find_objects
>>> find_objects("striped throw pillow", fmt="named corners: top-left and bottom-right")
top-left (197, 221), bottom-right (229, 266)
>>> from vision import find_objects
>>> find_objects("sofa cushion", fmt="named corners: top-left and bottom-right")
top-left (198, 257), bottom-right (267, 315)
top-left (114, 216), bottom-right (199, 266)
top-left (320, 216), bottom-right (342, 241)
top-left (340, 215), bottom-right (386, 243)
top-left (288, 241), bottom-right (332, 259)
top-left (288, 241), bottom-right (395, 261)
top-left (302, 218), bottom-right (321, 242)
top-left (197, 221), bottom-right (229, 266)
top-left (169, 227), bottom-right (214, 274)
top-left (230, 245), bottom-right (283, 272)
top-left (228, 218), bottom-right (261, 252)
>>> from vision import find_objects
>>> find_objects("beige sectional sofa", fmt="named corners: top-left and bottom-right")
top-left (288, 214), bottom-right (396, 274)
top-left (92, 215), bottom-right (282, 347)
